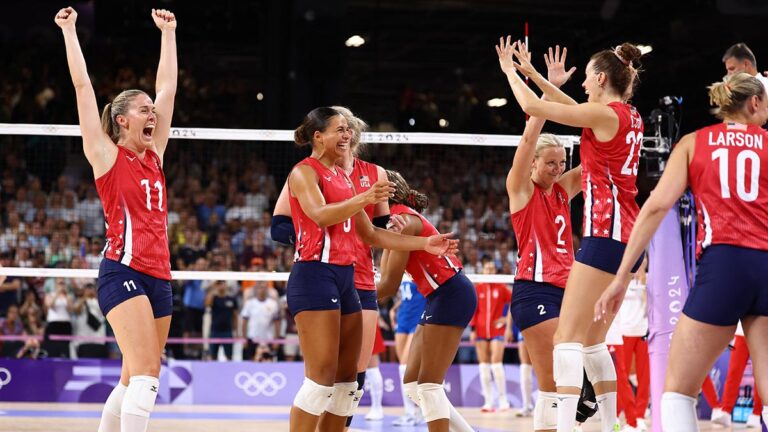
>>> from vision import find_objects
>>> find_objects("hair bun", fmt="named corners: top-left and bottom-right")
top-left (617, 43), bottom-right (642, 65)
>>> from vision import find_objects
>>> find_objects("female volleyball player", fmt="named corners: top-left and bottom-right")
top-left (377, 170), bottom-right (477, 432)
top-left (497, 37), bottom-right (645, 432)
top-left (501, 43), bottom-right (582, 431)
top-left (470, 260), bottom-right (512, 412)
top-left (390, 280), bottom-right (426, 426)
top-left (287, 107), bottom-right (457, 432)
top-left (596, 73), bottom-right (768, 431)
top-left (272, 106), bottom-right (399, 429)
top-left (56, 7), bottom-right (177, 432)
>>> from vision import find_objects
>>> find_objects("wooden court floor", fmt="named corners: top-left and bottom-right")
top-left (0, 402), bottom-right (738, 431)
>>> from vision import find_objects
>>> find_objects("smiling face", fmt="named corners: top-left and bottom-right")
top-left (581, 60), bottom-right (605, 103)
top-left (532, 146), bottom-right (567, 188)
top-left (115, 93), bottom-right (156, 150)
top-left (313, 114), bottom-right (352, 161)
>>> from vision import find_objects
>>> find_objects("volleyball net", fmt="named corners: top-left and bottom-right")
top-left (0, 123), bottom-right (581, 352)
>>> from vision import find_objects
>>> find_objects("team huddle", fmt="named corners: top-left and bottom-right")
top-left (54, 5), bottom-right (768, 432)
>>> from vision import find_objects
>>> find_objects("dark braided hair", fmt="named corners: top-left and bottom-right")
top-left (386, 170), bottom-right (428, 213)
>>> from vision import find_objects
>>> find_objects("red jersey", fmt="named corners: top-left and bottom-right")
top-left (350, 159), bottom-right (379, 290)
top-left (690, 122), bottom-right (768, 255)
top-left (95, 146), bottom-right (170, 280)
top-left (511, 182), bottom-right (573, 288)
top-left (470, 283), bottom-right (511, 339)
top-left (289, 157), bottom-right (357, 265)
top-left (580, 102), bottom-right (644, 243)
top-left (389, 204), bottom-right (462, 297)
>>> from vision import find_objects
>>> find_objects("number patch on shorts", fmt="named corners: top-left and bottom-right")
top-left (123, 280), bottom-right (138, 292)
top-left (537, 304), bottom-right (546, 315)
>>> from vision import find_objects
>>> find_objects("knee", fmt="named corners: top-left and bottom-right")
top-left (417, 383), bottom-right (450, 422)
top-left (122, 375), bottom-right (160, 418)
top-left (131, 360), bottom-right (161, 378)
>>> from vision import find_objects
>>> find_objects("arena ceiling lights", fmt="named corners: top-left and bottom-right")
top-left (345, 35), bottom-right (366, 47)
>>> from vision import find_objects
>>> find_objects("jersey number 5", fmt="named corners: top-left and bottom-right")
top-left (140, 179), bottom-right (164, 211)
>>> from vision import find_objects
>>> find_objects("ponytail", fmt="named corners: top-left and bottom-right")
top-left (101, 103), bottom-right (118, 143)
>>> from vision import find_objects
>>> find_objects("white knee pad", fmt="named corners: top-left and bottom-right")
top-left (553, 343), bottom-right (584, 388)
top-left (583, 343), bottom-right (616, 384)
top-left (349, 388), bottom-right (364, 412)
top-left (417, 383), bottom-right (450, 422)
top-left (325, 381), bottom-right (358, 417)
top-left (121, 376), bottom-right (159, 418)
top-left (533, 391), bottom-right (559, 431)
top-left (103, 382), bottom-right (127, 418)
top-left (404, 381), bottom-right (420, 407)
top-left (661, 392), bottom-right (698, 432)
top-left (293, 378), bottom-right (335, 416)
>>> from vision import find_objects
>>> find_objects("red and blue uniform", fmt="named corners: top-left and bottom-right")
top-left (576, 102), bottom-right (645, 274)
top-left (683, 122), bottom-right (768, 326)
top-left (389, 204), bottom-right (476, 327)
top-left (509, 181), bottom-right (572, 331)
top-left (350, 158), bottom-right (380, 310)
top-left (471, 283), bottom-right (511, 340)
top-left (287, 157), bottom-right (361, 316)
top-left (95, 146), bottom-right (172, 318)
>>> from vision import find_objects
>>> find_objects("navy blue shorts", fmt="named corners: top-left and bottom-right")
top-left (286, 262), bottom-right (361, 316)
top-left (357, 289), bottom-right (378, 311)
top-left (97, 259), bottom-right (172, 319)
top-left (683, 245), bottom-right (768, 326)
top-left (419, 272), bottom-right (477, 327)
top-left (575, 237), bottom-right (643, 275)
top-left (510, 280), bottom-right (564, 331)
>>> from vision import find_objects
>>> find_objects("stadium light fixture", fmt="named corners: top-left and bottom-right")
top-left (487, 98), bottom-right (508, 107)
top-left (345, 35), bottom-right (366, 48)
top-left (638, 45), bottom-right (653, 55)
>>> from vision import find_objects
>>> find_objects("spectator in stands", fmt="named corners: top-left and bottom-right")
top-left (205, 280), bottom-right (239, 360)
top-left (0, 254), bottom-right (21, 317)
top-left (71, 283), bottom-right (106, 358)
top-left (182, 257), bottom-right (207, 358)
top-left (0, 304), bottom-right (24, 357)
top-left (240, 281), bottom-right (280, 361)
top-left (44, 277), bottom-right (73, 358)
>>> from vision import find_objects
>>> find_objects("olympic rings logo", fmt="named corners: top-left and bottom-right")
top-left (234, 371), bottom-right (287, 397)
top-left (0, 368), bottom-right (11, 389)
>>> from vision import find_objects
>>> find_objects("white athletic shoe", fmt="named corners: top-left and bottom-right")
top-left (481, 403), bottom-right (495, 413)
top-left (636, 418), bottom-right (648, 431)
top-left (498, 399), bottom-right (511, 411)
top-left (515, 406), bottom-right (533, 417)
top-left (392, 415), bottom-right (416, 426)
top-left (710, 408), bottom-right (732, 428)
top-left (746, 414), bottom-right (762, 428)
top-left (365, 407), bottom-right (384, 421)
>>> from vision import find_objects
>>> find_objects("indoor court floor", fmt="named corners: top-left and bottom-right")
top-left (0, 402), bottom-right (735, 431)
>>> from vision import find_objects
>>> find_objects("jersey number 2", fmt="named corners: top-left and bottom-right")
top-left (555, 215), bottom-right (567, 254)
top-left (140, 179), bottom-right (164, 211)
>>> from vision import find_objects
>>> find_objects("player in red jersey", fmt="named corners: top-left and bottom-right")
top-left (286, 107), bottom-right (457, 432)
top-left (56, 7), bottom-right (176, 432)
top-left (596, 73), bottom-right (768, 431)
top-left (470, 259), bottom-right (513, 412)
top-left (500, 44), bottom-right (583, 431)
top-left (271, 106), bottom-right (399, 429)
top-left (378, 170), bottom-right (477, 432)
top-left (498, 37), bottom-right (644, 432)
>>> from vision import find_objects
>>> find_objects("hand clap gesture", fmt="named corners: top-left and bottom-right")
top-left (545, 45), bottom-right (577, 88)
top-left (152, 8), bottom-right (177, 31)
top-left (364, 180), bottom-right (395, 205)
top-left (54, 7), bottom-right (77, 28)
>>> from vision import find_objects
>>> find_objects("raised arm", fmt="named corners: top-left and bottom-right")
top-left (512, 42), bottom-right (577, 106)
top-left (557, 164), bottom-right (583, 200)
top-left (149, 9), bottom-right (178, 160)
top-left (507, 115), bottom-right (547, 212)
top-left (55, 7), bottom-right (116, 175)
top-left (594, 134), bottom-right (694, 321)
top-left (288, 165), bottom-right (391, 228)
top-left (497, 37), bottom-right (618, 137)
top-left (354, 210), bottom-right (458, 255)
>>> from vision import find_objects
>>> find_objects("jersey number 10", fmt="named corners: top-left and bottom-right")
top-left (712, 148), bottom-right (760, 202)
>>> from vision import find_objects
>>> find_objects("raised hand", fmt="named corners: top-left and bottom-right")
top-left (424, 232), bottom-right (459, 256)
top-left (545, 45), bottom-right (577, 88)
top-left (152, 8), bottom-right (177, 31)
top-left (364, 180), bottom-right (395, 205)
top-left (511, 40), bottom-right (537, 79)
top-left (54, 7), bottom-right (77, 28)
top-left (495, 36), bottom-right (518, 76)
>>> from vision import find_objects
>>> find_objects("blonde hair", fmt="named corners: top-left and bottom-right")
top-left (331, 105), bottom-right (369, 157)
top-left (708, 73), bottom-right (765, 120)
top-left (534, 133), bottom-right (564, 158)
top-left (100, 89), bottom-right (148, 143)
